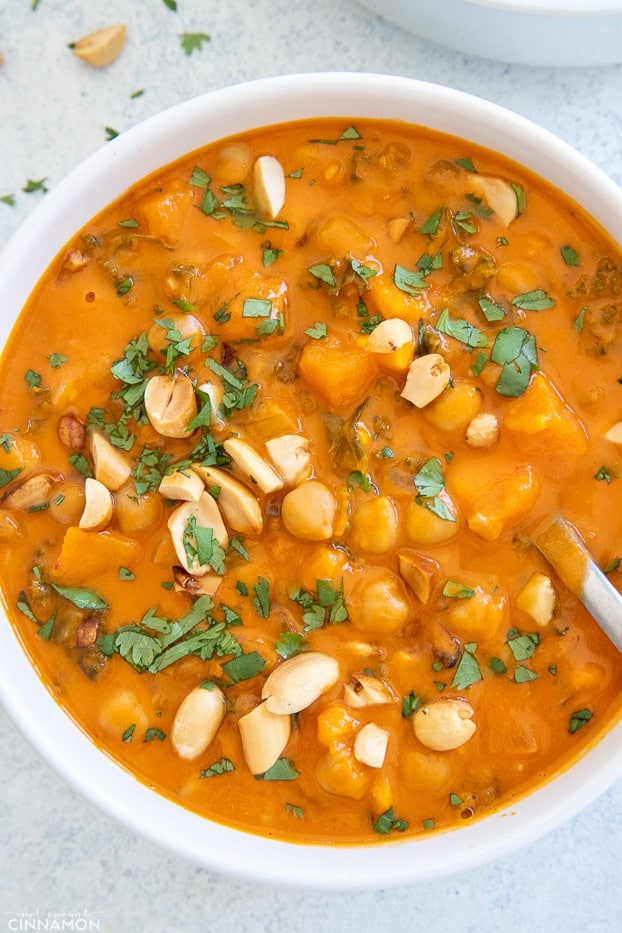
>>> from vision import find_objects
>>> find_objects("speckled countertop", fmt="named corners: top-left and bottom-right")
top-left (1, 2), bottom-right (622, 931)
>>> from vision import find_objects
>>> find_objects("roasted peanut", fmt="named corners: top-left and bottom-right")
top-left (192, 464), bottom-right (263, 535)
top-left (223, 437), bottom-right (284, 494)
top-left (159, 468), bottom-right (204, 502)
top-left (516, 572), bottom-right (556, 626)
top-left (167, 492), bottom-right (229, 575)
top-left (238, 700), bottom-right (291, 774)
top-left (414, 698), bottom-right (476, 751)
top-left (79, 477), bottom-right (113, 531)
top-left (264, 434), bottom-right (311, 486)
top-left (466, 412), bottom-right (499, 448)
top-left (144, 372), bottom-right (198, 438)
top-left (2, 470), bottom-right (62, 510)
top-left (89, 431), bottom-right (131, 491)
top-left (57, 412), bottom-right (86, 450)
top-left (349, 495), bottom-right (398, 554)
top-left (398, 549), bottom-right (439, 604)
top-left (353, 722), bottom-right (389, 768)
top-left (261, 652), bottom-right (340, 714)
top-left (343, 672), bottom-right (395, 708)
top-left (254, 155), bottom-right (286, 219)
top-left (400, 353), bottom-right (450, 408)
top-left (171, 683), bottom-right (226, 760)
top-left (71, 23), bottom-right (127, 68)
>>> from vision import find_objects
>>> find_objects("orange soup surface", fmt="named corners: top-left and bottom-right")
top-left (1, 118), bottom-right (622, 844)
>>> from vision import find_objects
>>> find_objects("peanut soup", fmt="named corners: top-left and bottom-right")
top-left (1, 117), bottom-right (622, 844)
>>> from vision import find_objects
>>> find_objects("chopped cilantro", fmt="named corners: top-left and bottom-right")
top-left (200, 758), bottom-right (235, 778)
top-left (512, 289), bottom-right (555, 312)
top-left (222, 650), bottom-right (266, 684)
top-left (513, 665), bottom-right (538, 684)
top-left (51, 583), bottom-right (108, 611)
top-left (455, 156), bottom-right (476, 172)
top-left (1, 194), bottom-right (16, 207)
top-left (401, 690), bottom-right (422, 718)
top-left (393, 263), bottom-right (428, 296)
top-left (569, 708), bottom-right (593, 733)
top-left (144, 728), bottom-right (166, 742)
top-left (290, 579), bottom-right (348, 631)
top-left (47, 353), bottom-right (68, 368)
top-left (252, 576), bottom-right (271, 618)
top-left (450, 643), bottom-right (482, 689)
top-left (305, 322), bottom-right (327, 339)
top-left (442, 580), bottom-right (475, 599)
top-left (436, 308), bottom-right (488, 349)
top-left (561, 244), bottom-right (580, 267)
top-left (490, 327), bottom-right (538, 397)
top-left (478, 295), bottom-right (506, 322)
top-left (307, 263), bottom-right (336, 287)
top-left (179, 32), bottom-right (211, 55)
top-left (418, 208), bottom-right (443, 236)
top-left (275, 632), bottom-right (308, 659)
top-left (373, 808), bottom-right (408, 835)
top-left (22, 178), bottom-right (48, 194)
top-left (595, 466), bottom-right (616, 483)
top-left (24, 369), bottom-right (41, 390)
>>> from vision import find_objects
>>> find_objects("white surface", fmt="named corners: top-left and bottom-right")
top-left (356, 0), bottom-right (622, 66)
top-left (1, 0), bottom-right (622, 929)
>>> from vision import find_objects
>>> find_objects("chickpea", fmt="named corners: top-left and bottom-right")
top-left (315, 748), bottom-right (369, 800)
top-left (349, 570), bottom-right (411, 635)
top-left (98, 688), bottom-right (150, 739)
top-left (281, 480), bottom-right (336, 541)
top-left (215, 142), bottom-right (252, 185)
top-left (115, 488), bottom-right (163, 534)
top-left (349, 495), bottom-right (398, 554)
top-left (49, 482), bottom-right (85, 526)
top-left (404, 497), bottom-right (459, 546)
top-left (400, 749), bottom-right (452, 793)
top-left (422, 381), bottom-right (482, 432)
top-left (299, 544), bottom-right (348, 591)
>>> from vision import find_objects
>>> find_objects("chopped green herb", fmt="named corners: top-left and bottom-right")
top-left (490, 327), bottom-right (538, 397)
top-left (51, 584), bottom-right (108, 611)
top-left (455, 156), bottom-right (476, 172)
top-left (275, 632), bottom-right (308, 660)
top-left (453, 211), bottom-right (477, 234)
top-left (68, 453), bottom-right (93, 477)
top-left (513, 665), bottom-right (538, 683)
top-left (144, 728), bottom-right (166, 742)
top-left (24, 369), bottom-right (41, 390)
top-left (347, 470), bottom-right (371, 492)
top-left (130, 89), bottom-right (145, 100)
top-left (307, 263), bottom-right (336, 287)
top-left (418, 208), bottom-right (443, 236)
top-left (436, 308), bottom-right (488, 349)
top-left (507, 631), bottom-right (539, 661)
top-left (162, 0), bottom-right (177, 9)
top-left (569, 708), bottom-right (593, 733)
top-left (401, 690), bottom-right (422, 718)
top-left (119, 567), bottom-right (135, 581)
top-left (222, 650), bottom-right (266, 684)
top-left (290, 579), bottom-right (348, 631)
top-left (47, 353), bottom-right (68, 368)
top-left (118, 218), bottom-right (140, 228)
top-left (442, 580), bottom-right (475, 599)
top-left (305, 322), bottom-right (327, 339)
top-left (0, 467), bottom-right (23, 489)
top-left (489, 657), bottom-right (507, 675)
top-left (122, 724), bottom-right (136, 743)
top-left (179, 32), bottom-right (211, 55)
top-left (242, 297), bottom-right (272, 318)
top-left (512, 183), bottom-right (526, 215)
top-left (561, 244), bottom-right (580, 267)
top-left (373, 807), bottom-right (409, 835)
top-left (251, 576), bottom-right (271, 618)
top-left (1, 194), bottom-right (16, 207)
top-left (449, 793), bottom-right (463, 807)
top-left (37, 614), bottom-right (56, 640)
top-left (478, 295), bottom-right (506, 322)
top-left (22, 178), bottom-right (48, 194)
top-left (512, 289), bottom-right (555, 312)
top-left (286, 803), bottom-right (305, 818)
top-left (260, 759), bottom-right (300, 781)
top-left (422, 819), bottom-right (436, 831)
top-left (200, 758), bottom-right (235, 778)
top-left (105, 127), bottom-right (119, 141)
top-left (393, 263), bottom-right (428, 296)
top-left (595, 466), bottom-right (616, 483)
top-left (573, 307), bottom-right (587, 333)
top-left (262, 244), bottom-right (283, 267)
top-left (450, 643), bottom-right (482, 689)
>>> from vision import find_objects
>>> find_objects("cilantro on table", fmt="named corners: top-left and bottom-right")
top-left (0, 194), bottom-right (15, 207)
top-left (22, 178), bottom-right (48, 194)
top-left (179, 33), bottom-right (211, 55)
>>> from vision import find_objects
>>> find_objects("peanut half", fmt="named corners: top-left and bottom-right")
top-left (400, 353), bottom-right (450, 408)
top-left (238, 700), bottom-right (291, 774)
top-left (171, 683), bottom-right (226, 760)
top-left (414, 698), bottom-right (476, 751)
top-left (262, 652), bottom-right (340, 715)
top-left (71, 24), bottom-right (127, 68)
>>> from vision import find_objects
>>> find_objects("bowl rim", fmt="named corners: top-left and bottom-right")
top-left (1, 71), bottom-right (622, 888)
top-left (463, 0), bottom-right (622, 15)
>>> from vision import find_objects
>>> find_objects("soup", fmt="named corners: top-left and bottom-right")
top-left (1, 117), bottom-right (621, 844)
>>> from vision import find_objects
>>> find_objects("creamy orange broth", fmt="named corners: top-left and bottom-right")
top-left (1, 118), bottom-right (622, 844)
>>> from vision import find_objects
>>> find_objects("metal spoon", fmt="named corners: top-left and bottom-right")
top-left (530, 513), bottom-right (622, 654)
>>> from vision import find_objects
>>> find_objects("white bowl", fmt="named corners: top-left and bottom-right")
top-left (356, 0), bottom-right (622, 66)
top-left (1, 72), bottom-right (622, 888)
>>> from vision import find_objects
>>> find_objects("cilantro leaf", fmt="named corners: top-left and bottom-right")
top-left (179, 32), bottom-right (211, 55)
top-left (436, 308), bottom-right (488, 349)
top-left (450, 643), bottom-right (482, 689)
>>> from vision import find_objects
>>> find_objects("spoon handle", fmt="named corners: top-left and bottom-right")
top-left (530, 513), bottom-right (622, 654)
